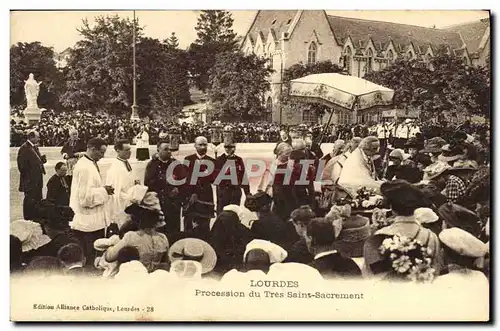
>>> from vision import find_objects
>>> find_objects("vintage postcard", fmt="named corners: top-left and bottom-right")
top-left (9, 9), bottom-right (491, 321)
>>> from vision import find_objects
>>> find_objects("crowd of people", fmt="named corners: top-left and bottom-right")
top-left (10, 110), bottom-right (489, 148)
top-left (12, 118), bottom-right (490, 289)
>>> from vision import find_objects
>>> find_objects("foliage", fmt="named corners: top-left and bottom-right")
top-left (207, 51), bottom-right (273, 121)
top-left (60, 15), bottom-right (190, 118)
top-left (281, 60), bottom-right (346, 118)
top-left (166, 32), bottom-right (179, 50)
top-left (10, 42), bottom-right (64, 110)
top-left (364, 54), bottom-right (490, 120)
top-left (188, 10), bottom-right (239, 91)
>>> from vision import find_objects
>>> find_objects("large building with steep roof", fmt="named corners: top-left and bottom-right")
top-left (241, 10), bottom-right (490, 125)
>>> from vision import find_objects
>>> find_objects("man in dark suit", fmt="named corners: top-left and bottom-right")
top-left (306, 218), bottom-right (362, 280)
top-left (183, 136), bottom-right (216, 230)
top-left (273, 130), bottom-right (292, 157)
top-left (214, 138), bottom-right (250, 213)
top-left (17, 130), bottom-right (47, 220)
top-left (46, 162), bottom-right (71, 206)
top-left (144, 140), bottom-right (186, 234)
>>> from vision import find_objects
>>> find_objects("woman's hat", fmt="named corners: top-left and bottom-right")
top-left (244, 239), bottom-right (288, 264)
top-left (333, 215), bottom-right (371, 258)
top-left (423, 162), bottom-right (451, 180)
top-left (439, 227), bottom-right (487, 258)
top-left (10, 220), bottom-right (51, 252)
top-left (449, 159), bottom-right (479, 173)
top-left (438, 144), bottom-right (466, 162)
top-left (169, 238), bottom-right (217, 274)
top-left (420, 137), bottom-right (447, 154)
top-left (438, 203), bottom-right (482, 237)
top-left (414, 207), bottom-right (439, 224)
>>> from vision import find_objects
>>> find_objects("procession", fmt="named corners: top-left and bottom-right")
top-left (9, 9), bottom-right (491, 321)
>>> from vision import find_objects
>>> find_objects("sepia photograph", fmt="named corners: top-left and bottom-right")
top-left (8, 8), bottom-right (491, 322)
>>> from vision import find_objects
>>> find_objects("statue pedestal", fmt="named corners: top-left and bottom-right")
top-left (23, 107), bottom-right (41, 125)
top-left (130, 105), bottom-right (140, 121)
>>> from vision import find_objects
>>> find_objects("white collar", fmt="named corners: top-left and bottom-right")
top-left (27, 140), bottom-right (35, 146)
top-left (314, 250), bottom-right (338, 260)
top-left (67, 264), bottom-right (84, 270)
top-left (196, 153), bottom-right (206, 159)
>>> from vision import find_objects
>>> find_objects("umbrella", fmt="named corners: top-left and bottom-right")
top-left (289, 73), bottom-right (394, 111)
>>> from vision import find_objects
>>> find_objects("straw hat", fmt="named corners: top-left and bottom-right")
top-left (423, 162), bottom-right (451, 180)
top-left (10, 220), bottom-right (51, 252)
top-left (169, 238), bottom-right (217, 274)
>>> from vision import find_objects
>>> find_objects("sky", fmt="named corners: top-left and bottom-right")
top-left (10, 10), bottom-right (490, 52)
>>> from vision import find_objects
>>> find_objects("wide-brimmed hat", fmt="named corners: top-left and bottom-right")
top-left (420, 137), bottom-right (447, 154)
top-left (438, 203), bottom-right (482, 237)
top-left (438, 144), bottom-right (466, 162)
top-left (10, 220), bottom-right (51, 252)
top-left (439, 228), bottom-right (487, 258)
top-left (423, 162), bottom-right (452, 180)
top-left (169, 238), bottom-right (217, 274)
top-left (333, 215), bottom-right (371, 258)
top-left (449, 159), bottom-right (479, 173)
top-left (414, 207), bottom-right (439, 224)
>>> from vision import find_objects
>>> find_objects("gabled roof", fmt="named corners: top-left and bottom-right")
top-left (326, 15), bottom-right (463, 53)
top-left (444, 17), bottom-right (490, 54)
top-left (242, 10), bottom-right (299, 48)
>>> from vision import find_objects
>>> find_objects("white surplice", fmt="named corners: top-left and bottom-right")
top-left (70, 156), bottom-right (110, 232)
top-left (105, 158), bottom-right (137, 228)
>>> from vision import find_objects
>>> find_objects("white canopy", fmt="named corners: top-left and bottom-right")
top-left (289, 73), bottom-right (394, 111)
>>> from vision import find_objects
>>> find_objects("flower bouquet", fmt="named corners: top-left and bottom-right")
top-left (371, 208), bottom-right (393, 230)
top-left (379, 234), bottom-right (435, 283)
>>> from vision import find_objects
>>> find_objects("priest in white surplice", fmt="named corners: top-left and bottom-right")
top-left (105, 139), bottom-right (139, 228)
top-left (70, 138), bottom-right (115, 269)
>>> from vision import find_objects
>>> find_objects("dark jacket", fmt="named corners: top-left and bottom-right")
top-left (60, 139), bottom-right (86, 158)
top-left (309, 252), bottom-right (362, 279)
top-left (184, 154), bottom-right (216, 203)
top-left (285, 238), bottom-right (314, 264)
top-left (46, 174), bottom-right (71, 206)
top-left (17, 141), bottom-right (46, 193)
top-left (214, 153), bottom-right (250, 194)
top-left (250, 211), bottom-right (300, 251)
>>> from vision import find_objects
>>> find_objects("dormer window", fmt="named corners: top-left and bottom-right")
top-left (366, 48), bottom-right (373, 73)
top-left (271, 19), bottom-right (277, 25)
top-left (287, 19), bottom-right (292, 24)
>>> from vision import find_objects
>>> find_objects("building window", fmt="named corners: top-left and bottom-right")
top-left (268, 45), bottom-right (273, 68)
top-left (387, 49), bottom-right (394, 63)
top-left (366, 48), bottom-right (373, 73)
top-left (308, 42), bottom-right (317, 66)
top-left (344, 46), bottom-right (352, 75)
top-left (339, 111), bottom-right (352, 125)
top-left (463, 56), bottom-right (468, 66)
top-left (302, 109), bottom-right (318, 124)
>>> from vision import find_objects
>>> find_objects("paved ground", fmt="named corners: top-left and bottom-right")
top-left (10, 143), bottom-right (334, 221)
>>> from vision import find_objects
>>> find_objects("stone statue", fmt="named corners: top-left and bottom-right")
top-left (24, 73), bottom-right (42, 108)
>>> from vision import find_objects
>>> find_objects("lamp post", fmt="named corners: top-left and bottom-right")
top-left (130, 10), bottom-right (140, 121)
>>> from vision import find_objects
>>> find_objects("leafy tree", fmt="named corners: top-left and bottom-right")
top-left (207, 51), bottom-right (273, 121)
top-left (166, 32), bottom-right (179, 50)
top-left (364, 54), bottom-right (490, 121)
top-left (188, 10), bottom-right (239, 91)
top-left (61, 15), bottom-right (140, 114)
top-left (10, 42), bottom-right (64, 110)
top-left (281, 60), bottom-right (346, 118)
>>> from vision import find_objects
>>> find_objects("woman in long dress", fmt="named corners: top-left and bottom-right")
top-left (135, 125), bottom-right (150, 161)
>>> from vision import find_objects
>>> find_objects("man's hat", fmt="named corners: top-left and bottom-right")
top-left (420, 137), bottom-right (447, 154)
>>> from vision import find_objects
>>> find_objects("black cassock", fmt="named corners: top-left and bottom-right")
top-left (215, 153), bottom-right (250, 213)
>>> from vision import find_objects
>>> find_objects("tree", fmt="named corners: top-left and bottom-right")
top-left (281, 60), bottom-right (346, 118)
top-left (188, 10), bottom-right (239, 91)
top-left (61, 15), bottom-right (141, 114)
top-left (166, 32), bottom-right (179, 50)
top-left (364, 54), bottom-right (490, 121)
top-left (10, 42), bottom-right (64, 110)
top-left (207, 52), bottom-right (273, 121)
